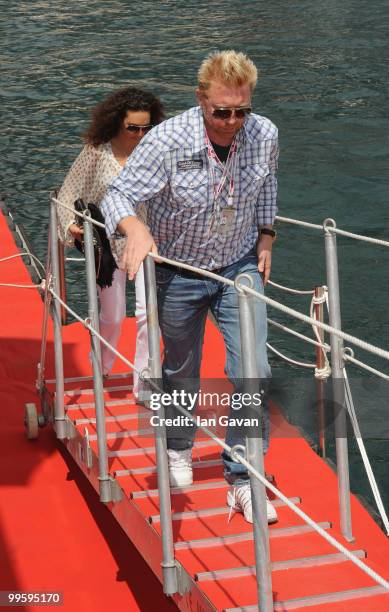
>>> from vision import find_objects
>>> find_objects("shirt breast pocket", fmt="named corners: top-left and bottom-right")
top-left (171, 170), bottom-right (209, 208)
top-left (239, 163), bottom-right (269, 201)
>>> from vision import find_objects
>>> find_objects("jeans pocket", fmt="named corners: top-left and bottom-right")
top-left (156, 266), bottom-right (176, 286)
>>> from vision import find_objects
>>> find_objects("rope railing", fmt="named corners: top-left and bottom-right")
top-left (344, 368), bottom-right (389, 536)
top-left (53, 194), bottom-right (389, 365)
top-left (46, 282), bottom-right (389, 592)
top-left (343, 348), bottom-right (389, 381)
top-left (266, 342), bottom-right (317, 369)
top-left (0, 252), bottom-right (46, 290)
top-left (276, 214), bottom-right (389, 248)
top-left (267, 318), bottom-right (331, 351)
top-left (146, 252), bottom-right (389, 364)
top-left (52, 196), bottom-right (106, 229)
top-left (25, 198), bottom-right (389, 593)
top-left (267, 279), bottom-right (314, 295)
top-left (52, 195), bottom-right (389, 371)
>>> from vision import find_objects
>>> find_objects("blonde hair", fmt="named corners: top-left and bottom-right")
top-left (198, 50), bottom-right (258, 91)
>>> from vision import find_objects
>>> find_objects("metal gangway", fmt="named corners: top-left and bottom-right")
top-left (21, 196), bottom-right (389, 611)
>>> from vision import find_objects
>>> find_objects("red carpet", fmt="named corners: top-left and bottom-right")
top-left (0, 210), bottom-right (176, 611)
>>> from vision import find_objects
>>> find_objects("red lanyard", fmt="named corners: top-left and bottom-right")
top-left (205, 132), bottom-right (238, 208)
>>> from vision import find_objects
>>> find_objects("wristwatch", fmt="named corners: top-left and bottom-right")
top-left (259, 227), bottom-right (277, 239)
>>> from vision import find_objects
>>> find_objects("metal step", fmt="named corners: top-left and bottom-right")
top-left (174, 521), bottom-right (332, 551)
top-left (64, 384), bottom-right (133, 396)
top-left (74, 412), bottom-right (150, 425)
top-left (45, 371), bottom-right (132, 384)
top-left (130, 476), bottom-right (274, 499)
top-left (65, 398), bottom-right (135, 411)
top-left (149, 496), bottom-right (301, 524)
top-left (88, 427), bottom-right (153, 441)
top-left (196, 549), bottom-right (366, 581)
top-left (107, 438), bottom-right (218, 458)
top-left (115, 458), bottom-right (222, 477)
top-left (224, 585), bottom-right (389, 611)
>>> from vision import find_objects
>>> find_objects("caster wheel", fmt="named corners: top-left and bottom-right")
top-left (25, 403), bottom-right (39, 440)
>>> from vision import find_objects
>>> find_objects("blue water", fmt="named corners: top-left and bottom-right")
top-left (1, 1), bottom-right (388, 522)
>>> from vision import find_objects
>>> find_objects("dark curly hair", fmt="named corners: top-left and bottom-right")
top-left (84, 87), bottom-right (165, 146)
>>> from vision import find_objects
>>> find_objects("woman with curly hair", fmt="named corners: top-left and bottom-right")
top-left (58, 87), bottom-right (165, 401)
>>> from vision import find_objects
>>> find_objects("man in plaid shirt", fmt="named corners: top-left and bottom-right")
top-left (101, 50), bottom-right (279, 524)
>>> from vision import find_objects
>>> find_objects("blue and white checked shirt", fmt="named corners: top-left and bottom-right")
top-left (101, 106), bottom-right (278, 270)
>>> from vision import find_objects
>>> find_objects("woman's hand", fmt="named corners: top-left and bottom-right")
top-left (69, 223), bottom-right (84, 240)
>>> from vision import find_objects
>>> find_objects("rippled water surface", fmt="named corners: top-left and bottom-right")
top-left (1, 1), bottom-right (388, 518)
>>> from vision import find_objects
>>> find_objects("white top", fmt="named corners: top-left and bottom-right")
top-left (57, 142), bottom-right (146, 263)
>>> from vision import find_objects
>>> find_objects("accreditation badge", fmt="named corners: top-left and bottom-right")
top-left (219, 206), bottom-right (236, 234)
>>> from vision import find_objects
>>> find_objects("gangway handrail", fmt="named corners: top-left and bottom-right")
top-left (45, 279), bottom-right (389, 593)
top-left (49, 196), bottom-right (389, 599)
top-left (52, 193), bottom-right (389, 366)
top-left (145, 252), bottom-right (389, 364)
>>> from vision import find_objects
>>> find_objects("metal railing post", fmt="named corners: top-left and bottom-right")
top-left (236, 273), bottom-right (273, 612)
top-left (314, 285), bottom-right (326, 457)
top-left (83, 214), bottom-right (111, 502)
top-left (49, 198), bottom-right (66, 438)
top-left (37, 232), bottom-right (52, 395)
top-left (58, 240), bottom-right (67, 325)
top-left (324, 219), bottom-right (353, 541)
top-left (143, 256), bottom-right (178, 595)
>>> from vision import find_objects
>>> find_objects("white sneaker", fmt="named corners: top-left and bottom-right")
top-left (167, 449), bottom-right (193, 487)
top-left (227, 483), bottom-right (278, 524)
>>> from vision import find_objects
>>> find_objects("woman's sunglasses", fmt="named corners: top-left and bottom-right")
top-left (211, 106), bottom-right (252, 120)
top-left (125, 124), bottom-right (153, 133)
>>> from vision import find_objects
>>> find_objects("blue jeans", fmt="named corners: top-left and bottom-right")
top-left (155, 250), bottom-right (271, 485)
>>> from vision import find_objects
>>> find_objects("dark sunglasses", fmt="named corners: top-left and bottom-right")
top-left (125, 123), bottom-right (153, 133)
top-left (211, 106), bottom-right (252, 120)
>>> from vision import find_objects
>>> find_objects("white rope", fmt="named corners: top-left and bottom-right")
top-left (312, 290), bottom-right (328, 305)
top-left (0, 251), bottom-right (46, 274)
top-left (148, 252), bottom-right (389, 363)
top-left (267, 342), bottom-right (316, 368)
top-left (236, 453), bottom-right (389, 590)
top-left (344, 369), bottom-right (389, 535)
top-left (48, 285), bottom-right (139, 376)
top-left (327, 226), bottom-right (389, 248)
top-left (274, 215), bottom-right (323, 230)
top-left (155, 371), bottom-right (389, 589)
top-left (309, 290), bottom-right (332, 380)
top-left (46, 280), bottom-right (389, 590)
top-left (267, 279), bottom-right (314, 295)
top-left (52, 197), bottom-right (106, 229)
top-left (53, 200), bottom-right (389, 248)
top-left (275, 215), bottom-right (389, 247)
top-left (268, 318), bottom-right (331, 351)
top-left (0, 282), bottom-right (43, 289)
top-left (343, 351), bottom-right (389, 381)
top-left (247, 283), bottom-right (389, 362)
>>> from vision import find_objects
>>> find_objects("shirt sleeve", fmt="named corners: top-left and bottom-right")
top-left (101, 138), bottom-right (168, 237)
top-left (256, 136), bottom-right (279, 227)
top-left (56, 146), bottom-right (98, 245)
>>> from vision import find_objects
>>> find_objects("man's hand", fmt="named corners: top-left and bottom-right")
top-left (118, 216), bottom-right (157, 280)
top-left (69, 223), bottom-right (84, 240)
top-left (256, 234), bottom-right (274, 285)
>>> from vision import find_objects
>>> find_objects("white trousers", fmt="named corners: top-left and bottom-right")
top-left (97, 265), bottom-right (149, 399)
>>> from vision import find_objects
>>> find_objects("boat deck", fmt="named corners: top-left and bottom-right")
top-left (1, 208), bottom-right (389, 611)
